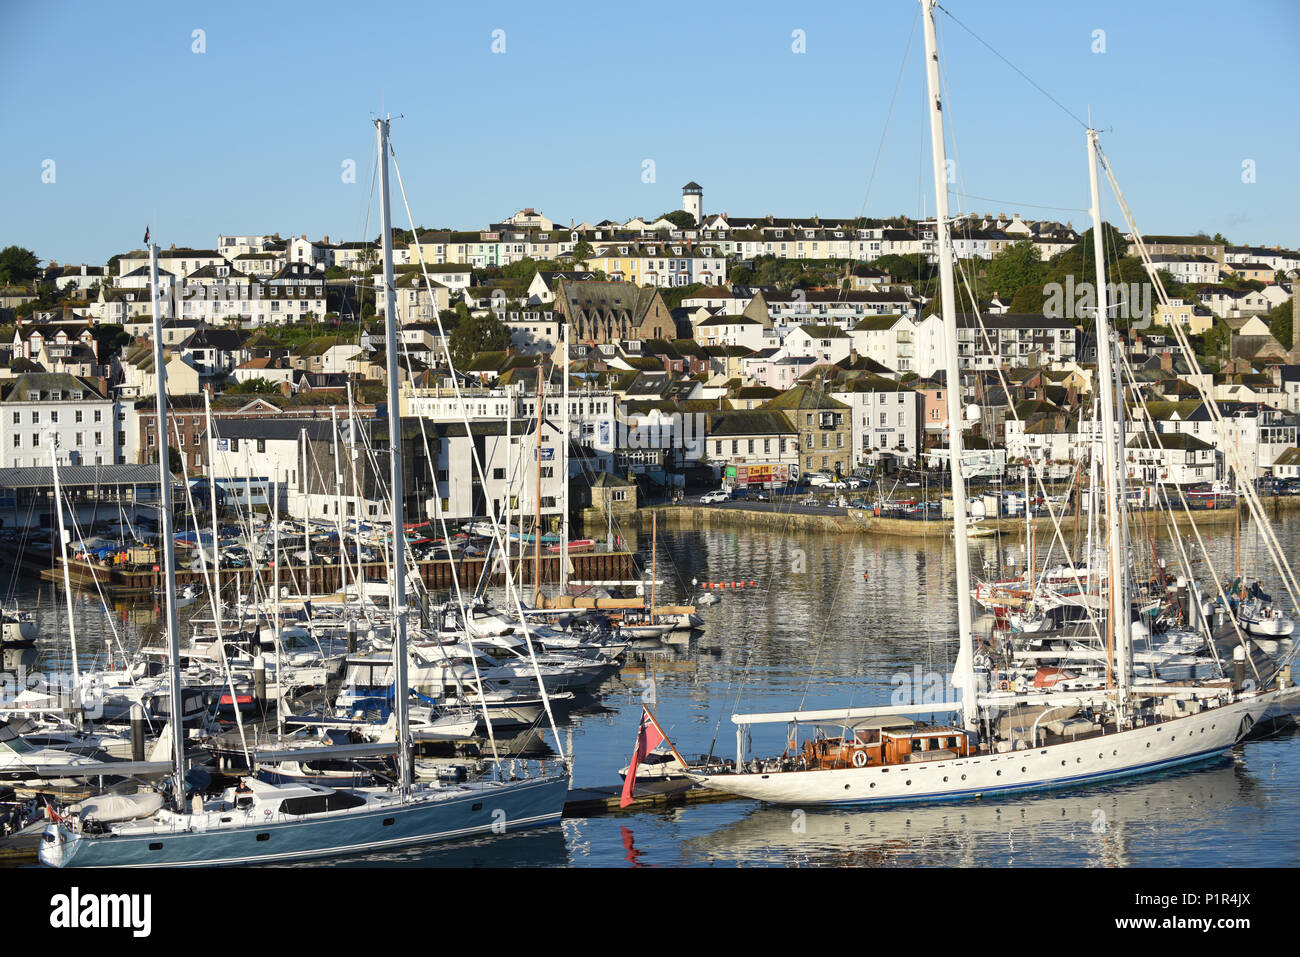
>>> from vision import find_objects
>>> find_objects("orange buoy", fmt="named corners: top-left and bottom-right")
top-left (748, 581), bottom-right (756, 587)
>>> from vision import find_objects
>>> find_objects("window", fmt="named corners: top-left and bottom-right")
top-left (31, 411), bottom-right (39, 424)
top-left (75, 410), bottom-right (82, 423)
top-left (256, 439), bottom-right (266, 453)
top-left (230, 438), bottom-right (239, 452)
top-left (9, 412), bottom-right (16, 425)
top-left (11, 435), bottom-right (18, 448)
top-left (492, 468), bottom-right (505, 480)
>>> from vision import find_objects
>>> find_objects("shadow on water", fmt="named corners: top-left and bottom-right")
top-left (286, 822), bottom-right (569, 868)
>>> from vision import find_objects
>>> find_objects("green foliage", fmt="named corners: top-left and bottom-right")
top-left (1267, 294), bottom-right (1293, 347)
top-left (985, 239), bottom-right (1046, 301)
top-left (90, 323), bottom-right (131, 359)
top-left (656, 210), bottom-right (697, 230)
top-left (152, 445), bottom-right (184, 476)
top-left (872, 253), bottom-right (934, 285)
top-left (659, 283), bottom-right (703, 312)
top-left (570, 241), bottom-right (594, 266)
top-left (448, 311), bottom-right (510, 369)
top-left (0, 246), bottom-right (40, 285)
top-left (1200, 320), bottom-right (1232, 361)
top-left (226, 377), bottom-right (282, 395)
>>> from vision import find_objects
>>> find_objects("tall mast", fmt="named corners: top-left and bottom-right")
top-left (376, 115), bottom-right (412, 791)
top-left (560, 321), bottom-right (570, 593)
top-left (48, 437), bottom-right (81, 721)
top-left (534, 373), bottom-right (542, 602)
top-left (301, 427), bottom-right (311, 595)
top-left (331, 406), bottom-right (348, 604)
top-left (921, 0), bottom-right (977, 733)
top-left (1087, 129), bottom-right (1130, 721)
top-left (147, 238), bottom-right (187, 801)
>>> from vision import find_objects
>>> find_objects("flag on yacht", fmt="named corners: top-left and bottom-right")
top-left (619, 707), bottom-right (667, 808)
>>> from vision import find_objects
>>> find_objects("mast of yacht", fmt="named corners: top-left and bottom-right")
top-left (505, 386), bottom-right (512, 583)
top-left (1087, 128), bottom-right (1131, 722)
top-left (921, 0), bottom-right (978, 733)
top-left (301, 427), bottom-right (311, 596)
top-left (47, 436), bottom-right (82, 724)
top-left (560, 321), bottom-right (570, 594)
top-left (534, 371), bottom-right (543, 603)
top-left (377, 115), bottom-right (413, 793)
top-left (147, 237), bottom-right (188, 802)
top-left (330, 405), bottom-right (349, 605)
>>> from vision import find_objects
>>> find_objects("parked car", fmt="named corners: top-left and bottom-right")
top-left (699, 490), bottom-right (729, 504)
top-left (807, 474), bottom-right (832, 487)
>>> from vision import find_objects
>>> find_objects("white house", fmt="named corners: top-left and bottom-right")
top-left (0, 372), bottom-right (118, 469)
top-left (830, 378), bottom-right (922, 466)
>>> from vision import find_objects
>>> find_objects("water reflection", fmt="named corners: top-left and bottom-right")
top-left (680, 761), bottom-right (1250, 868)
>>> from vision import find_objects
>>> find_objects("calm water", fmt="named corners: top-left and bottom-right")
top-left (9, 510), bottom-right (1300, 867)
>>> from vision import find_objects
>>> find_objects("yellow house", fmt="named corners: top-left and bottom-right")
top-left (1153, 299), bottom-right (1213, 335)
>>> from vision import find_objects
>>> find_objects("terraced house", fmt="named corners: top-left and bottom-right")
top-left (704, 409), bottom-right (799, 485)
top-left (760, 384), bottom-right (852, 476)
top-left (586, 241), bottom-right (726, 288)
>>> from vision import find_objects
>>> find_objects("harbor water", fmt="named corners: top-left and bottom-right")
top-left (7, 512), bottom-right (1299, 867)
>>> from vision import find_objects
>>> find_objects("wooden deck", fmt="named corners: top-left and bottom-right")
top-left (37, 550), bottom-right (638, 600)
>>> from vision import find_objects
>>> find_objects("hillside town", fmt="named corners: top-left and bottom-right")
top-left (0, 180), bottom-right (1298, 530)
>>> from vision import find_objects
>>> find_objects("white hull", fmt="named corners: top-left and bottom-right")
top-left (692, 694), bottom-right (1272, 806)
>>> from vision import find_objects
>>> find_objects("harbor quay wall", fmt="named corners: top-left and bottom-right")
top-left (636, 496), bottom-right (1300, 540)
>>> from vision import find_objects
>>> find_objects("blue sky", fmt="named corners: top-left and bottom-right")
top-left (3, 0), bottom-right (1298, 266)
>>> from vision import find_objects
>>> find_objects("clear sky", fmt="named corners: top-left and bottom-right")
top-left (3, 0), bottom-right (1298, 267)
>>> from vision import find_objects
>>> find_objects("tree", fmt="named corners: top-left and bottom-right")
top-left (656, 210), bottom-right (697, 230)
top-left (0, 246), bottom-right (40, 285)
top-left (448, 311), bottom-right (510, 369)
top-left (227, 377), bottom-right (281, 395)
top-left (985, 239), bottom-right (1045, 301)
top-left (152, 445), bottom-right (183, 476)
top-left (571, 241), bottom-right (594, 266)
top-left (1267, 294), bottom-right (1293, 348)
top-left (871, 253), bottom-right (932, 284)
top-left (90, 323), bottom-right (131, 360)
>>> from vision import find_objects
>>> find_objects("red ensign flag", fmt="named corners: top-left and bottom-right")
top-left (620, 707), bottom-right (667, 808)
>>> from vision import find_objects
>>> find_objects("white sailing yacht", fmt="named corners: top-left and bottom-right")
top-left (39, 117), bottom-right (570, 866)
top-left (685, 0), bottom-right (1282, 807)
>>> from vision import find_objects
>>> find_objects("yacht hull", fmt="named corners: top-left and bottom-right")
top-left (39, 774), bottom-right (568, 867)
top-left (691, 694), bottom-right (1272, 806)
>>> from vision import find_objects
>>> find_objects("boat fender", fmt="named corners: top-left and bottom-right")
top-left (998, 679), bottom-right (1011, 691)
top-left (852, 751), bottom-right (868, 768)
